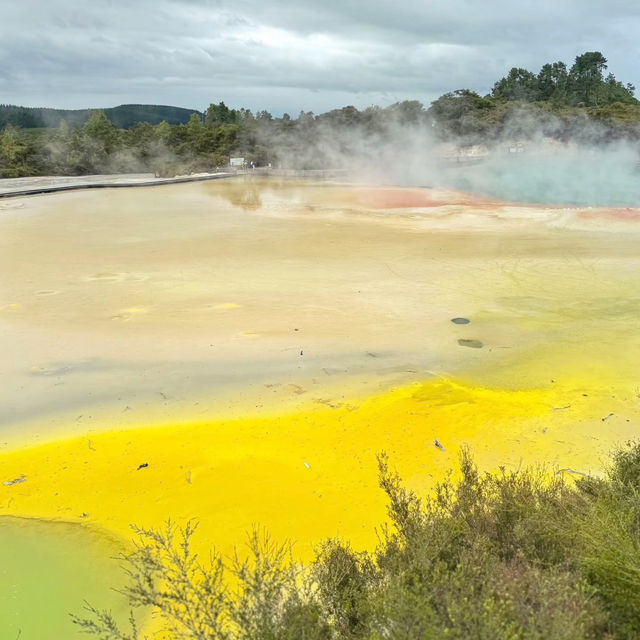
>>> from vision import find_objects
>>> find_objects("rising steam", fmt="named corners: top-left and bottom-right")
top-left (260, 108), bottom-right (640, 208)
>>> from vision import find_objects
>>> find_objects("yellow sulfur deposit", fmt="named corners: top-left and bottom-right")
top-left (2, 373), bottom-right (638, 561)
top-left (1, 179), bottom-right (640, 621)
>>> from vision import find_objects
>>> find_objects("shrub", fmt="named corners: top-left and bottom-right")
top-left (75, 442), bottom-right (640, 639)
top-left (72, 522), bottom-right (329, 640)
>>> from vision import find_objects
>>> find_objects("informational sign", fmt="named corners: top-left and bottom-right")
top-left (230, 157), bottom-right (245, 167)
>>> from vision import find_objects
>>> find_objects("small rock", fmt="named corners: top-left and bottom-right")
top-left (451, 317), bottom-right (470, 325)
top-left (458, 338), bottom-right (483, 349)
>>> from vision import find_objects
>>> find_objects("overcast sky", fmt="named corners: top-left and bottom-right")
top-left (2, 0), bottom-right (640, 115)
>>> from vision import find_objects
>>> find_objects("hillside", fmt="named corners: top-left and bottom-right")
top-left (1, 51), bottom-right (639, 179)
top-left (0, 103), bottom-right (202, 129)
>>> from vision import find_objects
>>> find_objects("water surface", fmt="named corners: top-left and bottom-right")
top-left (2, 177), bottom-right (640, 632)
top-left (0, 517), bottom-right (127, 639)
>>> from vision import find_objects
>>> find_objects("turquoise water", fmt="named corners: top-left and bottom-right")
top-left (442, 146), bottom-right (640, 207)
top-left (0, 518), bottom-right (129, 639)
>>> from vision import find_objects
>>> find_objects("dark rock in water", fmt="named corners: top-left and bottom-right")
top-left (451, 317), bottom-right (470, 325)
top-left (458, 339), bottom-right (483, 349)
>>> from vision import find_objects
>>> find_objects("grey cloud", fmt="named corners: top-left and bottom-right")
top-left (3, 0), bottom-right (640, 113)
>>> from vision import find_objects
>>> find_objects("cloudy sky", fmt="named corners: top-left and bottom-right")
top-left (3, 0), bottom-right (640, 115)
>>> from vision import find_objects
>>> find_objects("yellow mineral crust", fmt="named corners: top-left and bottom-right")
top-left (2, 178), bottom-right (640, 561)
top-left (2, 375), bottom-right (636, 560)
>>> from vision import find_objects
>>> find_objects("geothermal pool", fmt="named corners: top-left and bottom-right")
top-left (2, 176), bottom-right (640, 635)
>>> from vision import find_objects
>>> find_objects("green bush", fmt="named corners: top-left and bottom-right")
top-left (74, 442), bottom-right (640, 639)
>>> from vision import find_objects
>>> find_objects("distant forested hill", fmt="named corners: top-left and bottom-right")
top-left (2, 51), bottom-right (640, 179)
top-left (0, 104), bottom-right (202, 129)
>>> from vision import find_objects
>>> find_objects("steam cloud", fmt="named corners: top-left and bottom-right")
top-left (260, 109), bottom-right (640, 208)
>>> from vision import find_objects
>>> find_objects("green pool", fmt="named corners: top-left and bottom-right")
top-left (0, 517), bottom-right (129, 639)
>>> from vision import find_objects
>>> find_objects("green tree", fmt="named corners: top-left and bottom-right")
top-left (492, 67), bottom-right (539, 101)
top-left (568, 51), bottom-right (609, 106)
top-left (154, 120), bottom-right (172, 142)
top-left (185, 112), bottom-right (205, 140)
top-left (428, 89), bottom-right (498, 139)
top-left (237, 108), bottom-right (254, 122)
top-left (256, 110), bottom-right (273, 122)
top-left (0, 125), bottom-right (39, 177)
top-left (205, 102), bottom-right (238, 128)
top-left (49, 118), bottom-right (115, 174)
top-left (599, 72), bottom-right (637, 105)
top-left (83, 110), bottom-right (120, 152)
top-left (387, 100), bottom-right (426, 125)
top-left (211, 123), bottom-right (240, 156)
top-left (319, 105), bottom-right (361, 128)
top-left (537, 62), bottom-right (569, 102)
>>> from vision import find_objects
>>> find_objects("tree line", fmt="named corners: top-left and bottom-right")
top-left (2, 51), bottom-right (639, 178)
top-left (491, 51), bottom-right (635, 106)
top-left (0, 101), bottom-right (433, 177)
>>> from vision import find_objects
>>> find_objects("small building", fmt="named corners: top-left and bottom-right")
top-left (507, 141), bottom-right (525, 154)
